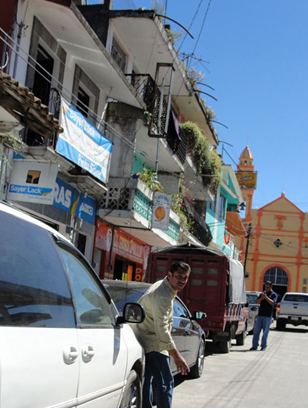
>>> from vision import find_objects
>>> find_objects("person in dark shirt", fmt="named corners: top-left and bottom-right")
top-left (250, 281), bottom-right (278, 351)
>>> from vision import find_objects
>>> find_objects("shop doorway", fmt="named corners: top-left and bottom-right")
top-left (77, 233), bottom-right (87, 255)
top-left (114, 257), bottom-right (135, 281)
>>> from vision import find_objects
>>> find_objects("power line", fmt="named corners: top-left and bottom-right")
top-left (191, 0), bottom-right (212, 56)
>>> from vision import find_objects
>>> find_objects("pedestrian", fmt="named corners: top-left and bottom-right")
top-left (133, 261), bottom-right (191, 408)
top-left (250, 280), bottom-right (278, 351)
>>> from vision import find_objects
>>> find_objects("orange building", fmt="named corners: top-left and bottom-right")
top-left (238, 147), bottom-right (308, 298)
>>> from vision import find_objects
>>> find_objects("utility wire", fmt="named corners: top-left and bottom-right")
top-left (191, 0), bottom-right (212, 56)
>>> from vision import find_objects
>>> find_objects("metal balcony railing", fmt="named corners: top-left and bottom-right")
top-left (183, 198), bottom-right (213, 246)
top-left (124, 73), bottom-right (155, 111)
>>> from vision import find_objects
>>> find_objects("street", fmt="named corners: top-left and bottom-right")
top-left (172, 322), bottom-right (308, 408)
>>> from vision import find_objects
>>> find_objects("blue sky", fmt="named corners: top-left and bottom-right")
top-left (117, 0), bottom-right (308, 210)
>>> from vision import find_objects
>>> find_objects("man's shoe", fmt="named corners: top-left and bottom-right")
top-left (250, 347), bottom-right (257, 351)
top-left (260, 347), bottom-right (266, 351)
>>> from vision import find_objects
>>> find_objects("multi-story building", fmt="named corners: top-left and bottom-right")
top-left (1, 0), bottom-right (239, 281)
top-left (205, 163), bottom-right (246, 258)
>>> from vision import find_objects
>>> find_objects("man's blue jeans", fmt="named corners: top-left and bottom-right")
top-left (142, 352), bottom-right (174, 408)
top-left (252, 316), bottom-right (272, 349)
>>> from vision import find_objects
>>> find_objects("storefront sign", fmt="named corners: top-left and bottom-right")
top-left (95, 222), bottom-right (150, 276)
top-left (152, 192), bottom-right (171, 230)
top-left (57, 98), bottom-right (113, 184)
top-left (53, 178), bottom-right (96, 224)
top-left (235, 171), bottom-right (258, 189)
top-left (7, 160), bottom-right (58, 204)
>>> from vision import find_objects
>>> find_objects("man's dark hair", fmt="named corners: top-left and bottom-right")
top-left (170, 261), bottom-right (191, 274)
top-left (265, 280), bottom-right (272, 286)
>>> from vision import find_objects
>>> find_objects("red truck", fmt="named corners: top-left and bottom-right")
top-left (147, 243), bottom-right (248, 353)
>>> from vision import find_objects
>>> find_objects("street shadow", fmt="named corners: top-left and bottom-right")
top-left (174, 373), bottom-right (186, 388)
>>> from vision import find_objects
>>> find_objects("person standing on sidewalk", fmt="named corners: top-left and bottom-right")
top-left (133, 261), bottom-right (191, 408)
top-left (250, 281), bottom-right (278, 351)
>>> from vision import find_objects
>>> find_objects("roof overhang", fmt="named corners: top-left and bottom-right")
top-left (108, 10), bottom-right (218, 145)
top-left (26, 0), bottom-right (145, 108)
top-left (0, 72), bottom-right (63, 137)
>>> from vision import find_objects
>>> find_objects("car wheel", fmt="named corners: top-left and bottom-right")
top-left (276, 319), bottom-right (286, 331)
top-left (120, 370), bottom-right (141, 408)
top-left (236, 330), bottom-right (246, 346)
top-left (219, 338), bottom-right (231, 353)
top-left (189, 338), bottom-right (205, 378)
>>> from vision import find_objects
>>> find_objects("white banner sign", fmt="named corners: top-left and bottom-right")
top-left (152, 192), bottom-right (171, 231)
top-left (7, 160), bottom-right (58, 204)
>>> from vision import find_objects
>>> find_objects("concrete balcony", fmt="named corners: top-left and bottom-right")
top-left (98, 178), bottom-right (180, 246)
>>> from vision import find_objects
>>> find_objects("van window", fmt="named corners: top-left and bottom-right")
top-left (0, 211), bottom-right (75, 328)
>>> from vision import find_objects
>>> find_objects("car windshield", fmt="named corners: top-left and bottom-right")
top-left (105, 285), bottom-right (148, 315)
top-left (247, 294), bottom-right (259, 304)
top-left (284, 294), bottom-right (308, 302)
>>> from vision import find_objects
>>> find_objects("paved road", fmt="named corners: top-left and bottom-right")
top-left (172, 322), bottom-right (308, 408)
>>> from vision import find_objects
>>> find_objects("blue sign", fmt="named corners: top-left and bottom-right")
top-left (57, 99), bottom-right (113, 184)
top-left (53, 178), bottom-right (96, 225)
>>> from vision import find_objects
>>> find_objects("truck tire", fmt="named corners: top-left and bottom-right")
top-left (189, 339), bottom-right (205, 378)
top-left (236, 330), bottom-right (246, 346)
top-left (120, 370), bottom-right (142, 408)
top-left (276, 319), bottom-right (286, 331)
top-left (219, 339), bottom-right (231, 353)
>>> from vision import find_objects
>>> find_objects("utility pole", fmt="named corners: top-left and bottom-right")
top-left (244, 223), bottom-right (252, 276)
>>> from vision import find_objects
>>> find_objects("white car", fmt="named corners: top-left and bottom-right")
top-left (0, 201), bottom-right (145, 408)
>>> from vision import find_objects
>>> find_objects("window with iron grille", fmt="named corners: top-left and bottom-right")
top-left (111, 37), bottom-right (127, 72)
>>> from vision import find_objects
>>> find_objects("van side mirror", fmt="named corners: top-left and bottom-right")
top-left (116, 303), bottom-right (145, 325)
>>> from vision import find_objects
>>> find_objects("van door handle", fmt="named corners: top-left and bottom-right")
top-left (63, 346), bottom-right (79, 365)
top-left (82, 345), bottom-right (95, 363)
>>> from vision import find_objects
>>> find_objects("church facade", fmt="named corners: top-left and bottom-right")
top-left (237, 147), bottom-right (308, 298)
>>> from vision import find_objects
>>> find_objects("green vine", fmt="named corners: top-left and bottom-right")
top-left (170, 178), bottom-right (194, 230)
top-left (179, 122), bottom-right (222, 193)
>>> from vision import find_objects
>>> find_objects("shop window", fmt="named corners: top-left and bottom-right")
top-left (114, 258), bottom-right (135, 281)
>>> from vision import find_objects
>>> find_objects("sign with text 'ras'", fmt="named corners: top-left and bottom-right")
top-left (56, 99), bottom-right (113, 184)
top-left (7, 160), bottom-right (58, 204)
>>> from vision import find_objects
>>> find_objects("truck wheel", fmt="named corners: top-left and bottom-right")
top-left (236, 330), bottom-right (246, 346)
top-left (120, 370), bottom-right (141, 408)
top-left (219, 339), bottom-right (231, 353)
top-left (276, 319), bottom-right (286, 331)
top-left (190, 339), bottom-right (205, 378)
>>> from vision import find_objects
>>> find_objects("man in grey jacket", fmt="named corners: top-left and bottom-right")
top-left (133, 261), bottom-right (191, 408)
